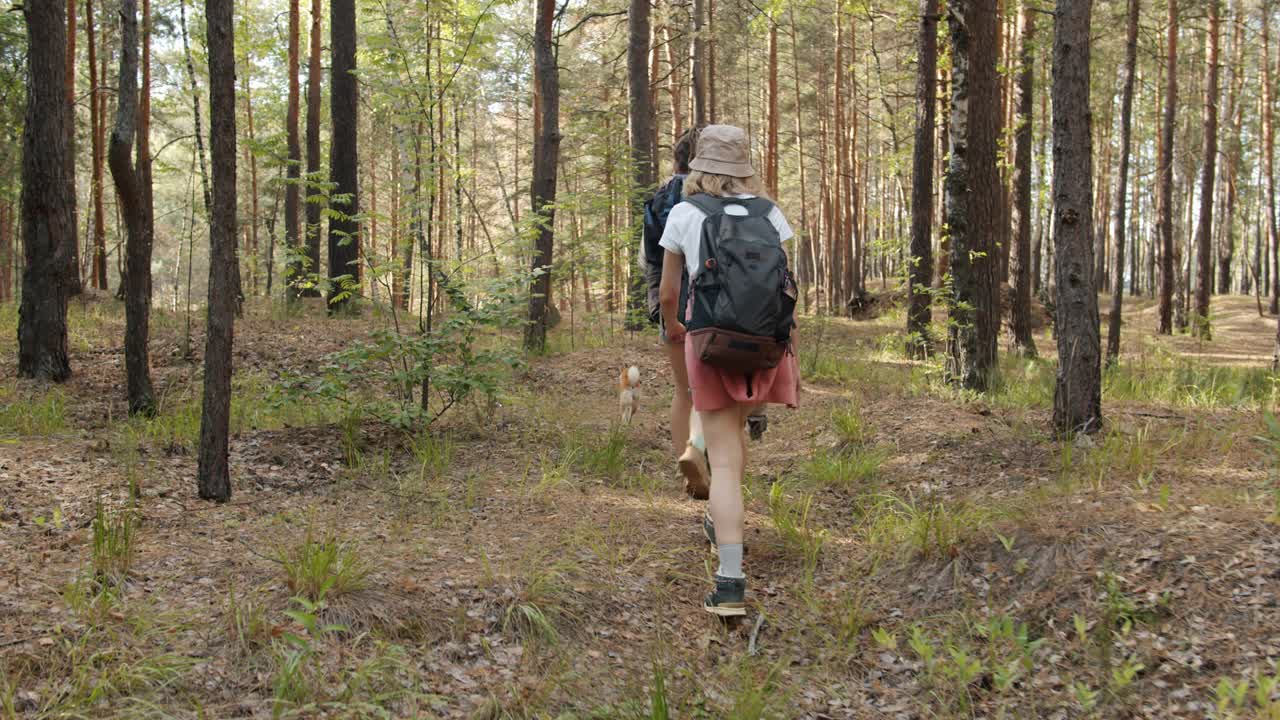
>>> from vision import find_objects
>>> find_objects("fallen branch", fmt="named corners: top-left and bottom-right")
top-left (748, 613), bottom-right (766, 655)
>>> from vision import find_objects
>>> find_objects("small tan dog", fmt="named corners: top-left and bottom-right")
top-left (618, 366), bottom-right (641, 424)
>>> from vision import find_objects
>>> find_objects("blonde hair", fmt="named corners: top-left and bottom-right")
top-left (683, 171), bottom-right (770, 201)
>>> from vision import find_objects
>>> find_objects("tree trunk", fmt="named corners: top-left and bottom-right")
top-left (18, 0), bottom-right (73, 381)
top-left (198, 0), bottom-right (237, 503)
top-left (1010, 4), bottom-right (1037, 357)
top-left (692, 0), bottom-right (707, 127)
top-left (107, 0), bottom-right (157, 415)
top-left (1157, 1), bottom-right (1178, 333)
top-left (1218, 0), bottom-right (1243, 294)
top-left (945, 0), bottom-right (1001, 391)
top-left (708, 0), bottom-right (717, 123)
top-left (525, 0), bottom-right (560, 352)
top-left (64, 0), bottom-right (81, 295)
top-left (628, 0), bottom-right (655, 330)
top-left (243, 65), bottom-right (261, 297)
top-left (765, 19), bottom-right (779, 198)
top-left (1193, 0), bottom-right (1220, 336)
top-left (327, 0), bottom-right (359, 310)
top-left (87, 0), bottom-right (108, 291)
top-left (285, 0), bottom-right (302, 297)
top-left (906, 0), bottom-right (938, 357)
top-left (1052, 0), bottom-right (1101, 434)
top-left (788, 6), bottom-right (814, 313)
top-left (1106, 0), bottom-right (1139, 364)
top-left (303, 0), bottom-right (323, 297)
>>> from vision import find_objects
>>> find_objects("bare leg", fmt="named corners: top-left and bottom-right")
top-left (702, 404), bottom-right (751, 545)
top-left (666, 340), bottom-right (693, 456)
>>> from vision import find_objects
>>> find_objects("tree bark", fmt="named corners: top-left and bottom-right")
top-left (692, 0), bottom-right (707, 127)
top-left (285, 0), bottom-right (302, 297)
top-left (1010, 3), bottom-right (1037, 357)
top-left (303, 0), bottom-right (324, 297)
top-left (1157, 0), bottom-right (1178, 333)
top-left (1218, 0), bottom-right (1243, 293)
top-left (242, 61), bottom-right (261, 297)
top-left (327, 0), bottom-right (359, 310)
top-left (1052, 0), bottom-right (1102, 434)
top-left (198, 0), bottom-right (237, 503)
top-left (18, 0), bottom-right (73, 381)
top-left (1193, 0), bottom-right (1220, 336)
top-left (525, 0), bottom-right (560, 352)
top-left (765, 19), bottom-right (779, 198)
top-left (107, 0), bottom-right (157, 415)
top-left (788, 6), bottom-right (814, 312)
top-left (627, 0), bottom-right (655, 330)
top-left (945, 0), bottom-right (1001, 391)
top-left (64, 0), bottom-right (81, 295)
top-left (87, 0), bottom-right (108, 291)
top-left (1106, 0), bottom-right (1139, 364)
top-left (906, 0), bottom-right (938, 357)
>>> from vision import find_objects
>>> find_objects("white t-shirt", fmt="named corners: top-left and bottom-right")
top-left (658, 194), bottom-right (795, 279)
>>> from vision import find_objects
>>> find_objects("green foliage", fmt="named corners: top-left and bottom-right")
top-left (0, 387), bottom-right (66, 436)
top-left (767, 483), bottom-right (828, 582)
top-left (561, 427), bottom-right (629, 483)
top-left (272, 595), bottom-right (348, 717)
top-left (863, 494), bottom-right (997, 560)
top-left (278, 527), bottom-right (373, 602)
top-left (278, 273), bottom-right (526, 432)
top-left (91, 500), bottom-right (138, 587)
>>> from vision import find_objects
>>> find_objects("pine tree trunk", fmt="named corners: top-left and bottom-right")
top-left (64, 0), bottom-right (81, 295)
top-left (663, 22), bottom-right (684, 137)
top-left (1157, 2), bottom-right (1178, 333)
top-left (945, 0), bottom-right (1001, 391)
top-left (18, 0), bottom-right (73, 381)
top-left (107, 0), bottom-right (157, 415)
top-left (692, 0), bottom-right (707, 127)
top-left (1052, 0), bottom-right (1101, 434)
top-left (1264, 11), bottom-right (1280, 319)
top-left (1193, 0), bottom-right (1220, 336)
top-left (906, 0), bottom-right (938, 357)
top-left (1010, 3), bottom-right (1037, 357)
top-left (707, 0), bottom-right (717, 123)
top-left (285, 0), bottom-right (302, 297)
top-left (788, 7), bottom-right (813, 312)
top-left (326, 0), bottom-right (359, 310)
top-left (1106, 0), bottom-right (1139, 364)
top-left (765, 20), bottom-right (779, 198)
top-left (243, 65), bottom-right (261, 298)
top-left (198, 0), bottom-right (237, 503)
top-left (1218, 0), bottom-right (1243, 293)
top-left (525, 0), bottom-right (560, 351)
top-left (628, 0), bottom-right (655, 330)
top-left (303, 0), bottom-right (323, 297)
top-left (87, 0), bottom-right (108, 291)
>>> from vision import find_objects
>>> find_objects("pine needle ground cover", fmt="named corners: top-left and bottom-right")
top-left (1, 296), bottom-right (1278, 718)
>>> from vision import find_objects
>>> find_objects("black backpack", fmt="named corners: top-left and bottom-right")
top-left (684, 193), bottom-right (797, 373)
top-left (641, 176), bottom-right (688, 324)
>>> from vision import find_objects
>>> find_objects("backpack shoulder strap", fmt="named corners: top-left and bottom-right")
top-left (684, 193), bottom-right (725, 218)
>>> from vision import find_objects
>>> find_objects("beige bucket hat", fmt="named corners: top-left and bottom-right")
top-left (689, 124), bottom-right (755, 178)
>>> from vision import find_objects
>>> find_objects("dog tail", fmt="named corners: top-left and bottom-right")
top-left (624, 365), bottom-right (640, 388)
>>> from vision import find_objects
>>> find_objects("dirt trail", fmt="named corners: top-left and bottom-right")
top-left (2, 297), bottom-right (1279, 718)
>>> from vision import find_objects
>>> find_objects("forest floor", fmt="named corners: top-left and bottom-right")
top-left (2, 294), bottom-right (1280, 719)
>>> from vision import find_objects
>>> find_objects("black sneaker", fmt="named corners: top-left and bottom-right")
top-left (747, 414), bottom-right (768, 442)
top-left (703, 574), bottom-right (747, 617)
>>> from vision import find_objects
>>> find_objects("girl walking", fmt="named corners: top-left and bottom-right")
top-left (657, 125), bottom-right (800, 616)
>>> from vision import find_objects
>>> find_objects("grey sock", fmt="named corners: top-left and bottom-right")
top-left (717, 543), bottom-right (745, 579)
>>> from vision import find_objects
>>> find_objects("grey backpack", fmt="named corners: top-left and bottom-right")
top-left (684, 193), bottom-right (797, 373)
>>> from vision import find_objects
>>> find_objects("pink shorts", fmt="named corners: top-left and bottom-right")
top-left (685, 339), bottom-right (800, 413)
